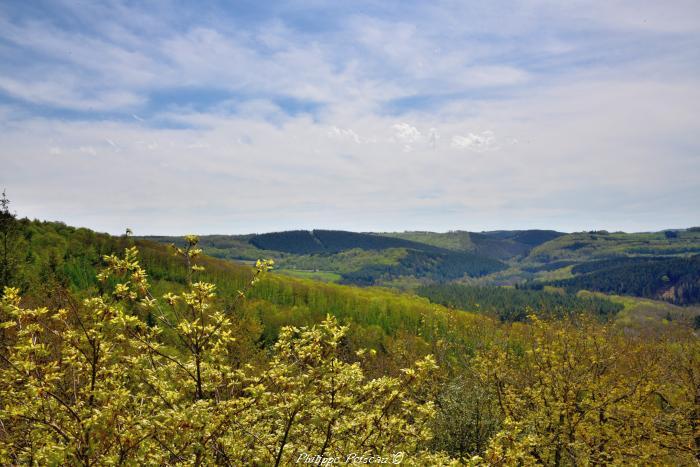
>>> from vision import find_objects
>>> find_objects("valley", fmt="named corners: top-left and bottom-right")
top-left (142, 227), bottom-right (700, 312)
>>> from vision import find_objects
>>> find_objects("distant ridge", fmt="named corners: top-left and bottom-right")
top-left (479, 229), bottom-right (565, 246)
top-left (249, 229), bottom-right (448, 255)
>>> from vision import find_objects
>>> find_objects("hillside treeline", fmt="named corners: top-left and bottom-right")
top-left (341, 250), bottom-right (506, 285)
top-left (0, 208), bottom-right (698, 464)
top-left (545, 255), bottom-right (700, 305)
top-left (250, 229), bottom-right (444, 255)
top-left (416, 283), bottom-right (623, 322)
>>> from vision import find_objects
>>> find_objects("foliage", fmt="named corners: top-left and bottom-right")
top-left (473, 316), bottom-right (700, 465)
top-left (430, 370), bottom-right (501, 462)
top-left (570, 256), bottom-right (672, 275)
top-left (249, 229), bottom-right (445, 255)
top-left (500, 230), bottom-right (565, 246)
top-left (3, 219), bottom-right (700, 464)
top-left (547, 255), bottom-right (700, 305)
top-left (250, 230), bottom-right (327, 254)
top-left (313, 229), bottom-right (445, 254)
top-left (527, 230), bottom-right (700, 263)
top-left (577, 290), bottom-right (700, 329)
top-left (384, 230), bottom-right (549, 260)
top-left (381, 231), bottom-right (477, 252)
top-left (276, 268), bottom-right (343, 282)
top-left (0, 190), bottom-right (23, 289)
top-left (142, 234), bottom-right (277, 262)
top-left (146, 228), bottom-right (700, 296)
top-left (521, 261), bottom-right (578, 273)
top-left (417, 283), bottom-right (623, 322)
top-left (341, 250), bottom-right (507, 285)
top-left (276, 247), bottom-right (407, 277)
top-left (0, 241), bottom-right (451, 465)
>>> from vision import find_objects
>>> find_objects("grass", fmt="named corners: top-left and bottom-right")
top-left (274, 269), bottom-right (342, 283)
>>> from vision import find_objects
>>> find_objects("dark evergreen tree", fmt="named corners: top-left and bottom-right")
top-left (0, 190), bottom-right (20, 289)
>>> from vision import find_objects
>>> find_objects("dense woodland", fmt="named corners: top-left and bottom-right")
top-left (146, 227), bottom-right (700, 308)
top-left (478, 229), bottom-right (565, 246)
top-left (416, 284), bottom-right (623, 322)
top-left (1, 196), bottom-right (699, 465)
top-left (341, 250), bottom-right (506, 285)
top-left (249, 230), bottom-right (446, 255)
top-left (543, 255), bottom-right (700, 305)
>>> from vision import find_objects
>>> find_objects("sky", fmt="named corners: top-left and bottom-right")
top-left (1, 0), bottom-right (699, 235)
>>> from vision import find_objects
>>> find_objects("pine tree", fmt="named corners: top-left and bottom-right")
top-left (0, 190), bottom-right (19, 289)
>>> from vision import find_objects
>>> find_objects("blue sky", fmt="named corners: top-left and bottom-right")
top-left (1, 0), bottom-right (699, 234)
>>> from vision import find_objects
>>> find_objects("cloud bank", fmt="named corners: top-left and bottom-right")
top-left (0, 1), bottom-right (699, 234)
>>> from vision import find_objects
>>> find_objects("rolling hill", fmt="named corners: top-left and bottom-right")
top-left (143, 230), bottom-right (510, 286)
top-left (140, 227), bottom-right (700, 305)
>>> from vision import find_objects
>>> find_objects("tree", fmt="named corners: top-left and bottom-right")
top-left (0, 190), bottom-right (20, 289)
top-left (0, 241), bottom-right (452, 465)
top-left (431, 371), bottom-right (500, 462)
top-left (472, 316), bottom-right (699, 465)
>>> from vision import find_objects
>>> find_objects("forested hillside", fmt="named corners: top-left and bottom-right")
top-left (145, 230), bottom-right (509, 286)
top-left (480, 229), bottom-right (565, 245)
top-left (526, 229), bottom-right (700, 262)
top-left (1, 209), bottom-right (700, 464)
top-left (250, 229), bottom-right (446, 254)
top-left (416, 283), bottom-right (623, 322)
top-left (6, 220), bottom-right (491, 353)
top-left (143, 227), bottom-right (700, 306)
top-left (543, 255), bottom-right (700, 305)
top-left (383, 230), bottom-right (552, 259)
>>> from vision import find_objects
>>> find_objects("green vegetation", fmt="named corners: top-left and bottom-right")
top-left (576, 290), bottom-right (700, 327)
top-left (0, 191), bottom-right (23, 290)
top-left (144, 228), bottom-right (700, 306)
top-left (382, 230), bottom-right (476, 251)
top-left (1, 213), bottom-right (699, 464)
top-left (543, 255), bottom-right (700, 305)
top-left (481, 229), bottom-right (564, 246)
top-left (142, 234), bottom-right (279, 261)
top-left (341, 249), bottom-right (507, 285)
top-left (274, 268), bottom-right (342, 282)
top-left (250, 229), bottom-right (444, 255)
top-left (0, 241), bottom-right (447, 465)
top-left (275, 247), bottom-right (408, 276)
top-left (8, 219), bottom-right (493, 359)
top-left (416, 283), bottom-right (623, 322)
top-left (146, 231), bottom-right (508, 287)
top-left (384, 230), bottom-right (538, 260)
top-left (527, 229), bottom-right (700, 262)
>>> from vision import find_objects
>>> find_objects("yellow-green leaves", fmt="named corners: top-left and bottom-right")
top-left (1, 286), bottom-right (20, 307)
top-left (0, 244), bottom-right (448, 465)
top-left (473, 316), bottom-right (700, 465)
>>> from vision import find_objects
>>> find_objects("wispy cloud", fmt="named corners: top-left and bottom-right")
top-left (0, 0), bottom-right (699, 233)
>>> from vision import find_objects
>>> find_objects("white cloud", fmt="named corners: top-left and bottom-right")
top-left (327, 126), bottom-right (362, 143)
top-left (451, 131), bottom-right (496, 151)
top-left (0, 76), bottom-right (143, 111)
top-left (3, 72), bottom-right (698, 234)
top-left (392, 122), bottom-right (424, 150)
top-left (1, 1), bottom-right (699, 232)
top-left (79, 146), bottom-right (97, 156)
top-left (392, 123), bottom-right (421, 142)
